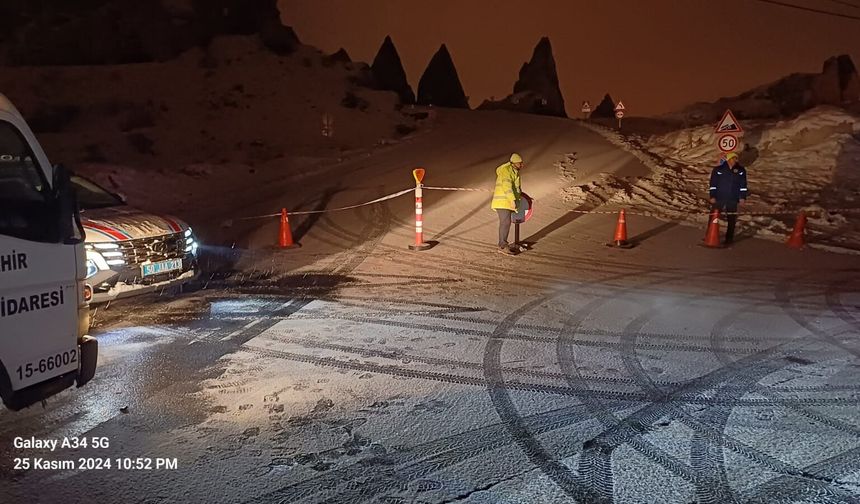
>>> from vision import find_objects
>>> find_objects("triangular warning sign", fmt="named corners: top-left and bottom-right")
top-left (582, 101), bottom-right (591, 107)
top-left (614, 101), bottom-right (626, 111)
top-left (714, 109), bottom-right (743, 134)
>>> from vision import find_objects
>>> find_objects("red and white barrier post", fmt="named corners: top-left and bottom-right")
top-left (409, 168), bottom-right (432, 251)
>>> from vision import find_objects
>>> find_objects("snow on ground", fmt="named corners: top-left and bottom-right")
top-left (3, 35), bottom-right (860, 501)
top-left (158, 225), bottom-right (860, 504)
top-left (3, 104), bottom-right (860, 503)
top-left (577, 107), bottom-right (860, 252)
top-left (0, 35), bottom-right (433, 239)
top-left (165, 109), bottom-right (860, 503)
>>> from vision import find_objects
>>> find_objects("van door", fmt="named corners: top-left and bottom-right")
top-left (0, 119), bottom-right (80, 402)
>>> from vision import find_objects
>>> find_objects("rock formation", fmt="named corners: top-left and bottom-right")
top-left (322, 48), bottom-right (351, 68)
top-left (811, 55), bottom-right (860, 106)
top-left (478, 37), bottom-right (567, 117)
top-left (370, 36), bottom-right (415, 105)
top-left (591, 94), bottom-right (616, 118)
top-left (514, 37), bottom-right (566, 116)
top-left (479, 37), bottom-right (565, 117)
top-left (328, 48), bottom-right (351, 64)
top-left (0, 0), bottom-right (301, 65)
top-left (676, 54), bottom-right (860, 122)
top-left (258, 18), bottom-right (301, 55)
top-left (417, 44), bottom-right (469, 109)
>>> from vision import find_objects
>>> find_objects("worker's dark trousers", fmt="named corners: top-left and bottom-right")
top-left (713, 200), bottom-right (738, 243)
top-left (496, 209), bottom-right (513, 248)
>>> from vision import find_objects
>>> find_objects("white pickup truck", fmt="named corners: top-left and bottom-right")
top-left (73, 174), bottom-right (199, 304)
top-left (0, 93), bottom-right (97, 411)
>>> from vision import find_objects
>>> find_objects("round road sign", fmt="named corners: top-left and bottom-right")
top-left (512, 192), bottom-right (534, 223)
top-left (615, 111), bottom-right (624, 119)
top-left (718, 134), bottom-right (738, 153)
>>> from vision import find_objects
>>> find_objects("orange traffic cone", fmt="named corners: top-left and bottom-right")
top-left (607, 209), bottom-right (634, 248)
top-left (279, 208), bottom-right (301, 249)
top-left (786, 212), bottom-right (806, 249)
top-left (702, 208), bottom-right (722, 248)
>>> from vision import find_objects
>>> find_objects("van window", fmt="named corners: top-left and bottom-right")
top-left (0, 120), bottom-right (57, 242)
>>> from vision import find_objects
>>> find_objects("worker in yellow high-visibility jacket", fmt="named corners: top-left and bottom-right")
top-left (491, 153), bottom-right (523, 254)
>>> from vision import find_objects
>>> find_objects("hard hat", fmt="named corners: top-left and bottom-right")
top-left (725, 152), bottom-right (738, 161)
top-left (510, 153), bottom-right (523, 164)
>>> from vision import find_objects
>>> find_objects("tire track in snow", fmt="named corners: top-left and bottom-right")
top-left (483, 289), bottom-right (614, 504)
top-left (824, 275), bottom-right (860, 333)
top-left (776, 274), bottom-right (860, 360)
top-left (694, 292), bottom-right (860, 504)
top-left (739, 445), bottom-right (860, 504)
top-left (551, 269), bottom-right (857, 500)
top-left (251, 403), bottom-right (627, 504)
top-left (232, 272), bottom-right (856, 500)
top-left (482, 267), bottom-right (717, 501)
top-left (239, 342), bottom-right (859, 408)
top-left (280, 312), bottom-right (772, 356)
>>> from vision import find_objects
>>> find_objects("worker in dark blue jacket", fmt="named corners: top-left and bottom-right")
top-left (708, 152), bottom-right (748, 245)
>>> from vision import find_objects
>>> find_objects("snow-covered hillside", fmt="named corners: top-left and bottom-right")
top-left (575, 107), bottom-right (860, 252)
top-left (0, 36), bottom-right (432, 233)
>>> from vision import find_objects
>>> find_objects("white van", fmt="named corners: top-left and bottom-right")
top-left (0, 94), bottom-right (97, 411)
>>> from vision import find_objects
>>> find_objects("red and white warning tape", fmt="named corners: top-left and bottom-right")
top-left (224, 182), bottom-right (859, 228)
top-left (424, 186), bottom-right (859, 217)
top-left (423, 186), bottom-right (493, 193)
top-left (223, 187), bottom-right (415, 226)
top-left (555, 207), bottom-right (860, 217)
top-left (288, 188), bottom-right (415, 215)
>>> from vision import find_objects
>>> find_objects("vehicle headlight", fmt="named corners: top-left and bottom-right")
top-left (86, 259), bottom-right (99, 279)
top-left (184, 227), bottom-right (199, 256)
top-left (86, 249), bottom-right (112, 273)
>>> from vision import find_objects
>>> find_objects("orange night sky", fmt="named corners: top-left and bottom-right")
top-left (280, 0), bottom-right (860, 116)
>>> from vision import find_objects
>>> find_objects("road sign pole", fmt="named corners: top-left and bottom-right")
top-left (614, 102), bottom-right (625, 131)
top-left (409, 168), bottom-right (432, 251)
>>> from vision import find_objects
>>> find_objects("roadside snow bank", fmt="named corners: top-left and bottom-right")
top-left (577, 107), bottom-right (860, 252)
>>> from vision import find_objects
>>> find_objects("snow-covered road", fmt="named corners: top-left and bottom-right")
top-left (2, 110), bottom-right (859, 503)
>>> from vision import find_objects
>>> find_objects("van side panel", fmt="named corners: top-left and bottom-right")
top-left (0, 235), bottom-right (79, 390)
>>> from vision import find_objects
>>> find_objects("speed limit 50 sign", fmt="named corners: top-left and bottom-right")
top-left (718, 134), bottom-right (738, 153)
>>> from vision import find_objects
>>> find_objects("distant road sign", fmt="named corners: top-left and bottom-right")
top-left (581, 101), bottom-right (591, 113)
top-left (322, 113), bottom-right (334, 138)
top-left (718, 134), bottom-right (738, 153)
top-left (614, 101), bottom-right (626, 111)
top-left (615, 110), bottom-right (624, 119)
top-left (715, 109), bottom-right (743, 134)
